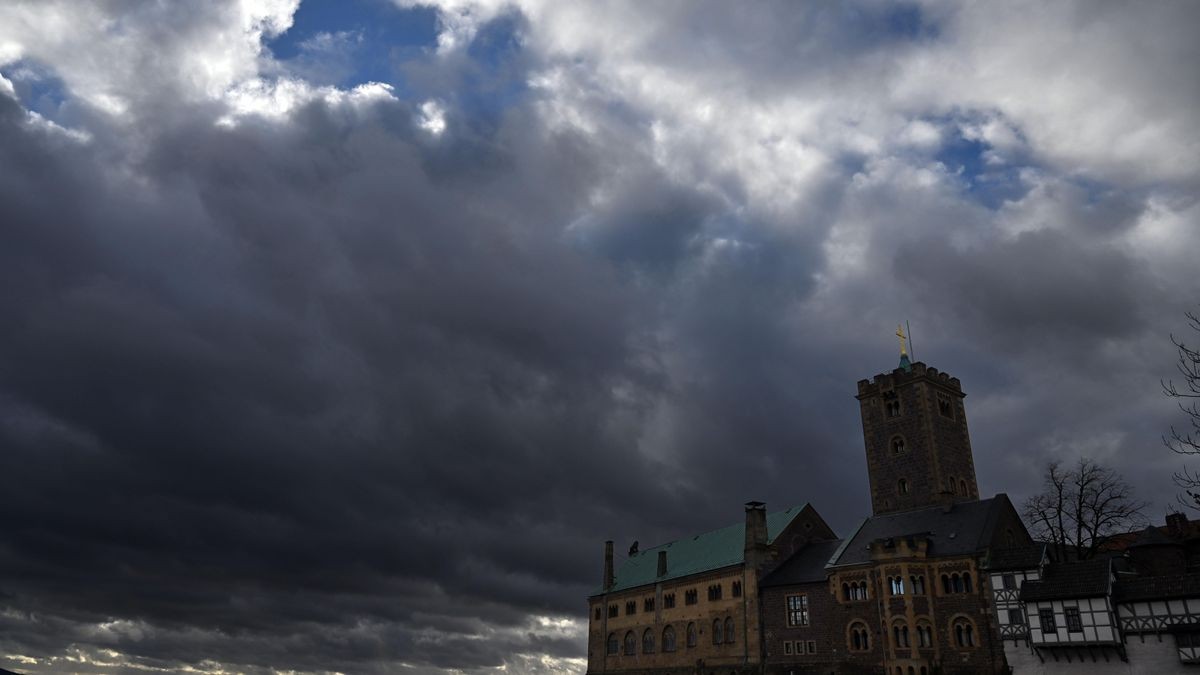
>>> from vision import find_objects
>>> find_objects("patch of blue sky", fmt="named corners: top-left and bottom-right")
top-left (453, 12), bottom-right (531, 135)
top-left (935, 125), bottom-right (1031, 210)
top-left (837, 1), bottom-right (940, 47)
top-left (1, 59), bottom-right (70, 121)
top-left (265, 0), bottom-right (438, 91)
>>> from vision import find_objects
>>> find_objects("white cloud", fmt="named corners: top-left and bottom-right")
top-left (417, 99), bottom-right (447, 135)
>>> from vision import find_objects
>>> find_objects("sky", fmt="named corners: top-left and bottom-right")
top-left (0, 0), bottom-right (1197, 673)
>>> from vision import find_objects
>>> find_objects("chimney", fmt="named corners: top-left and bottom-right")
top-left (657, 550), bottom-right (668, 577)
top-left (1167, 512), bottom-right (1189, 538)
top-left (603, 540), bottom-right (614, 589)
top-left (744, 501), bottom-right (768, 569)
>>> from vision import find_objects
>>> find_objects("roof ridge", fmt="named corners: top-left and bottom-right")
top-left (636, 503), bottom-right (809, 553)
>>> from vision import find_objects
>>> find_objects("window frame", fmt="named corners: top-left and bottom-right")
top-left (1065, 606), bottom-right (1083, 633)
top-left (786, 593), bottom-right (810, 627)
top-left (1039, 608), bottom-right (1056, 633)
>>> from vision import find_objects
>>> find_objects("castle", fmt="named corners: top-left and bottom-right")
top-left (586, 342), bottom-right (1200, 674)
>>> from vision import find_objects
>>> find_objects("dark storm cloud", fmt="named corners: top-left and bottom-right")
top-left (2, 1), bottom-right (1199, 673)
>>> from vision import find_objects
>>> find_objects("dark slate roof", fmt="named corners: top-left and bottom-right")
top-left (1115, 573), bottom-right (1200, 602)
top-left (1020, 558), bottom-right (1112, 602)
top-left (595, 505), bottom-right (809, 595)
top-left (986, 544), bottom-right (1046, 571)
top-left (760, 539), bottom-right (844, 587)
top-left (1129, 526), bottom-right (1179, 548)
top-left (828, 497), bottom-right (1006, 567)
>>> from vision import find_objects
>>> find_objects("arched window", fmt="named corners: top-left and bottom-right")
top-left (713, 619), bottom-right (723, 645)
top-left (963, 572), bottom-right (973, 593)
top-left (911, 575), bottom-right (925, 595)
top-left (952, 617), bottom-right (976, 647)
top-left (842, 582), bottom-right (851, 601)
top-left (642, 628), bottom-right (654, 654)
top-left (892, 621), bottom-right (910, 647)
top-left (724, 617), bottom-right (735, 644)
top-left (960, 479), bottom-right (968, 495)
top-left (898, 478), bottom-right (909, 495)
top-left (686, 622), bottom-right (697, 648)
top-left (908, 667), bottom-right (915, 675)
top-left (663, 624), bottom-right (676, 652)
top-left (948, 477), bottom-right (957, 494)
top-left (916, 621), bottom-right (933, 648)
top-left (891, 435), bottom-right (906, 455)
top-left (624, 631), bottom-right (636, 655)
top-left (607, 633), bottom-right (618, 655)
top-left (941, 574), bottom-right (951, 594)
top-left (849, 621), bottom-right (870, 651)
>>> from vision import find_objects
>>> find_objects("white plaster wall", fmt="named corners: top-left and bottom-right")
top-left (1004, 637), bottom-right (1187, 674)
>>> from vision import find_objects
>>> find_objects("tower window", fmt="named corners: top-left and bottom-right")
top-left (898, 478), bottom-right (909, 495)
top-left (891, 436), bottom-right (906, 455)
top-left (937, 392), bottom-right (955, 419)
top-left (883, 391), bottom-right (901, 418)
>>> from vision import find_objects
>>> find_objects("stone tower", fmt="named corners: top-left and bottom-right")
top-left (856, 356), bottom-right (979, 516)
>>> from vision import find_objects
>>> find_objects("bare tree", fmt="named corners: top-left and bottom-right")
top-left (1165, 309), bottom-right (1200, 509)
top-left (1022, 458), bottom-right (1147, 560)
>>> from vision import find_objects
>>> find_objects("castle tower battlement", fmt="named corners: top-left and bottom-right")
top-left (856, 360), bottom-right (978, 516)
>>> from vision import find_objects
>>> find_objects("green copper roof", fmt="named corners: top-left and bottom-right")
top-left (899, 353), bottom-right (912, 372)
top-left (594, 504), bottom-right (808, 596)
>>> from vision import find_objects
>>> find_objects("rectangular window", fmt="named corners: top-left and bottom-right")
top-left (1008, 608), bottom-right (1025, 625)
top-left (1002, 574), bottom-right (1016, 590)
top-left (733, 581), bottom-right (742, 597)
top-left (807, 639), bottom-right (816, 653)
top-left (1065, 607), bottom-right (1082, 632)
top-left (786, 594), bottom-right (809, 626)
top-left (708, 584), bottom-right (723, 601)
top-left (783, 640), bottom-right (792, 655)
top-left (1039, 608), bottom-right (1056, 633)
top-left (794, 640), bottom-right (805, 654)
top-left (685, 589), bottom-right (697, 605)
top-left (664, 593), bottom-right (675, 609)
top-left (608, 604), bottom-right (617, 618)
top-left (625, 601), bottom-right (636, 615)
top-left (644, 597), bottom-right (654, 612)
